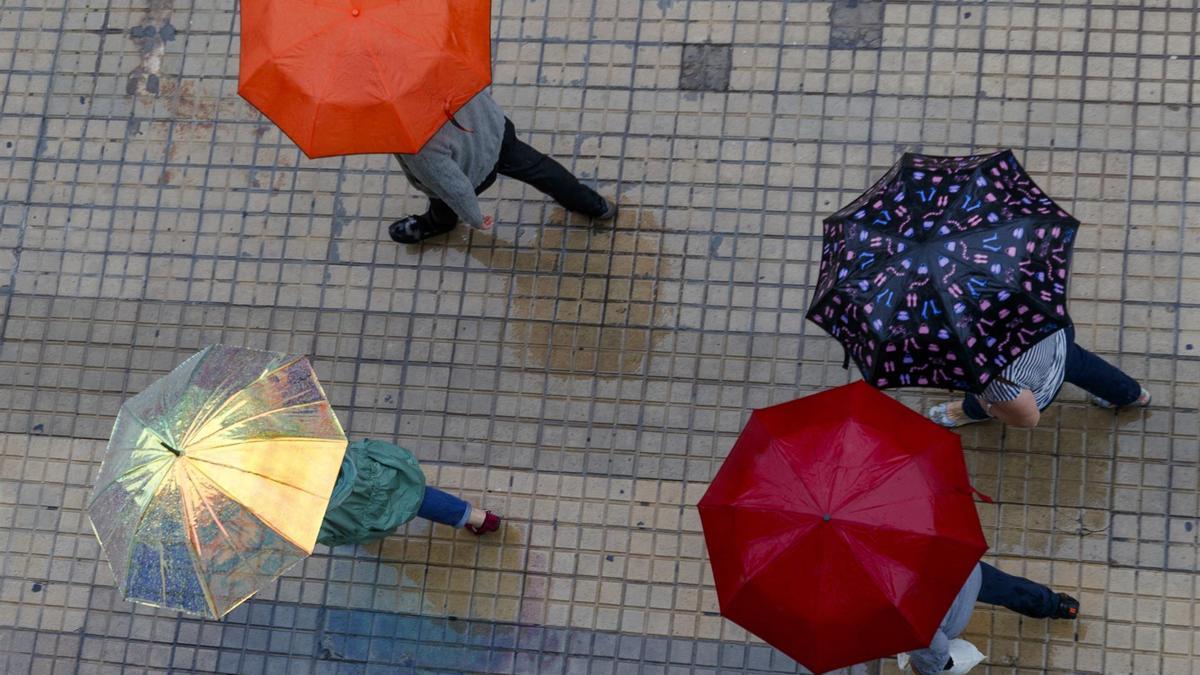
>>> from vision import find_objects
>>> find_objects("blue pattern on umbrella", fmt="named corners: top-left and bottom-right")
top-left (807, 150), bottom-right (1079, 393)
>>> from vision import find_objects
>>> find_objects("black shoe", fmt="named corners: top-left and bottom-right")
top-left (1054, 593), bottom-right (1079, 620)
top-left (389, 215), bottom-right (455, 244)
top-left (595, 199), bottom-right (618, 221)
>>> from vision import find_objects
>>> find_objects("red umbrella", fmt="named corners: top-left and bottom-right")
top-left (698, 381), bottom-right (988, 674)
top-left (238, 0), bottom-right (493, 158)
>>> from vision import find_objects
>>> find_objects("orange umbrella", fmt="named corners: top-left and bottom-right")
top-left (238, 0), bottom-right (492, 158)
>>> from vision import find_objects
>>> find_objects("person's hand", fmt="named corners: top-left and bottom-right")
top-left (480, 215), bottom-right (494, 230)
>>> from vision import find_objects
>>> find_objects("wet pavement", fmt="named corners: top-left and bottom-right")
top-left (2, 0), bottom-right (1199, 673)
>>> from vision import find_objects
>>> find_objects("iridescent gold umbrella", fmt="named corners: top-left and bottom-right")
top-left (87, 345), bottom-right (346, 618)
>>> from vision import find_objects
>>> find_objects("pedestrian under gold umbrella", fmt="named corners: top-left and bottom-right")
top-left (87, 345), bottom-right (499, 619)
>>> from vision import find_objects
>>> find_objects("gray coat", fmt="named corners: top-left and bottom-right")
top-left (907, 563), bottom-right (982, 674)
top-left (394, 92), bottom-right (506, 227)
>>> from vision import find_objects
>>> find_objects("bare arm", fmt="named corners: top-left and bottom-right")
top-left (980, 389), bottom-right (1040, 428)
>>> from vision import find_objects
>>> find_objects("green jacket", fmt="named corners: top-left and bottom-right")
top-left (317, 439), bottom-right (427, 547)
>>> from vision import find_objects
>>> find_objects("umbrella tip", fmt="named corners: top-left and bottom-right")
top-left (822, 513), bottom-right (831, 522)
top-left (160, 441), bottom-right (181, 456)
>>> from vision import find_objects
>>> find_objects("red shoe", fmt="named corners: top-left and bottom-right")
top-left (1055, 593), bottom-right (1080, 620)
top-left (466, 511), bottom-right (501, 536)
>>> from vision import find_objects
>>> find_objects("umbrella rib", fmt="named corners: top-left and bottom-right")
top-left (360, 27), bottom-right (396, 103)
top-left (179, 435), bottom-right (344, 456)
top-left (177, 466), bottom-right (225, 617)
top-left (124, 348), bottom-right (208, 450)
top-left (830, 527), bottom-right (942, 647)
top-left (184, 461), bottom-right (315, 551)
top-left (935, 215), bottom-right (1078, 327)
top-left (361, 14), bottom-right (448, 58)
top-left (358, 24), bottom-right (419, 150)
top-left (304, 21), bottom-right (356, 158)
top-left (932, 212), bottom-right (1073, 249)
top-left (240, 13), bottom-right (346, 88)
top-left (840, 513), bottom-right (987, 552)
top-left (939, 299), bottom-right (985, 386)
top-left (827, 162), bottom-right (902, 224)
top-left (186, 455), bottom-right (329, 499)
top-left (174, 347), bottom-right (234, 448)
top-left (123, 462), bottom-right (178, 599)
top-left (918, 157), bottom-right (992, 226)
top-left (179, 355), bottom-right (305, 448)
top-left (715, 502), bottom-right (821, 520)
top-left (89, 402), bottom-right (176, 505)
top-left (182, 400), bottom-right (331, 451)
top-left (116, 403), bottom-right (179, 455)
top-left (826, 446), bottom-right (914, 515)
top-left (834, 169), bottom-right (1051, 291)
top-left (900, 153), bottom-right (1004, 235)
top-left (736, 520), bottom-right (821, 586)
top-left (88, 452), bottom-right (173, 508)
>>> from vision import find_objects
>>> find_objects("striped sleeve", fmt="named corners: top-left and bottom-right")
top-left (979, 330), bottom-right (1068, 406)
top-left (982, 376), bottom-right (1023, 402)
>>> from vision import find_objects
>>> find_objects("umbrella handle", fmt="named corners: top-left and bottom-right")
top-left (968, 484), bottom-right (993, 504)
top-left (444, 101), bottom-right (474, 133)
top-left (842, 347), bottom-right (850, 370)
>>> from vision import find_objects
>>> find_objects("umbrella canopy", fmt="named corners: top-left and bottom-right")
top-left (807, 150), bottom-right (1080, 392)
top-left (87, 345), bottom-right (347, 618)
top-left (238, 0), bottom-right (493, 158)
top-left (698, 382), bottom-right (988, 674)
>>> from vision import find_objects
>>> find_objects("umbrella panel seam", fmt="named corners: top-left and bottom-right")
top-left (176, 464), bottom-right (225, 617)
top-left (184, 459), bottom-right (318, 552)
top-left (179, 354), bottom-right (306, 449)
top-left (182, 399), bottom-right (334, 451)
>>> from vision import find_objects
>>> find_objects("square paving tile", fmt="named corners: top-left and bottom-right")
top-left (2, 0), bottom-right (1199, 673)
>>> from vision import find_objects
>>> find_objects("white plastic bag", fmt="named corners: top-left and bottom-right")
top-left (945, 639), bottom-right (985, 673)
top-left (896, 639), bottom-right (985, 673)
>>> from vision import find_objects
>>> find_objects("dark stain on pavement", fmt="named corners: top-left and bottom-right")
top-left (433, 203), bottom-right (677, 378)
top-left (327, 197), bottom-right (349, 263)
top-left (126, 9), bottom-right (175, 96)
top-left (828, 0), bottom-right (884, 50)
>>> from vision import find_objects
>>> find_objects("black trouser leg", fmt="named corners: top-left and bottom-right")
top-left (977, 562), bottom-right (1060, 618)
top-left (1061, 326), bottom-right (1142, 406)
top-left (420, 169), bottom-right (500, 229)
top-left (495, 118), bottom-right (607, 217)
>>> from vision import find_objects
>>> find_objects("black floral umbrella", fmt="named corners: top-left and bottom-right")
top-left (807, 150), bottom-right (1080, 393)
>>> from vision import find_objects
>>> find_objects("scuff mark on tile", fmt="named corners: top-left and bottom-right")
top-left (828, 0), bottom-right (884, 50)
top-left (327, 196), bottom-right (349, 264)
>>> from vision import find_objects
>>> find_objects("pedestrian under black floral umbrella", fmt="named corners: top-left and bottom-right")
top-left (808, 150), bottom-right (1149, 429)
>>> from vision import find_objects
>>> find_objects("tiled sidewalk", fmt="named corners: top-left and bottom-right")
top-left (2, 1), bottom-right (1199, 673)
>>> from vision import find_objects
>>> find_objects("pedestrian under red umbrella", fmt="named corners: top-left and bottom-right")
top-left (904, 562), bottom-right (1079, 674)
top-left (699, 382), bottom-right (995, 674)
top-left (926, 325), bottom-right (1151, 429)
top-left (389, 91), bottom-right (617, 244)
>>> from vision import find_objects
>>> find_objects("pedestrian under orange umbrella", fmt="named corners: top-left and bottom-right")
top-left (238, 0), bottom-right (493, 158)
top-left (388, 91), bottom-right (618, 244)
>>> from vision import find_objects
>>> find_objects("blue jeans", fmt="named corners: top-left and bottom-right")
top-left (417, 487), bottom-right (471, 528)
top-left (963, 326), bottom-right (1141, 420)
top-left (978, 562), bottom-right (1060, 618)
